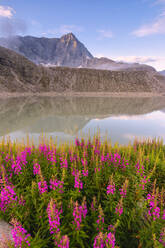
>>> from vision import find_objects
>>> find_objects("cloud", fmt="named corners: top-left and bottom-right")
top-left (0, 5), bottom-right (26, 37)
top-left (155, 0), bottom-right (165, 4)
top-left (0, 5), bottom-right (15, 18)
top-left (97, 29), bottom-right (113, 39)
top-left (94, 54), bottom-right (165, 71)
top-left (42, 25), bottom-right (83, 36)
top-left (113, 56), bottom-right (165, 70)
top-left (0, 18), bottom-right (27, 37)
top-left (115, 56), bottom-right (157, 64)
top-left (132, 11), bottom-right (165, 37)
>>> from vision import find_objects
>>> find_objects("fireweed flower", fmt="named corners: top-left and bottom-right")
top-left (38, 180), bottom-right (48, 194)
top-left (39, 144), bottom-right (49, 156)
top-left (47, 198), bottom-right (62, 235)
top-left (146, 192), bottom-right (160, 220)
top-left (135, 162), bottom-right (144, 176)
top-left (82, 197), bottom-right (87, 218)
top-left (18, 195), bottom-right (26, 206)
top-left (49, 177), bottom-right (64, 193)
top-left (107, 184), bottom-right (115, 195)
top-left (74, 171), bottom-right (83, 192)
top-left (82, 168), bottom-right (88, 177)
top-left (162, 209), bottom-right (165, 220)
top-left (57, 235), bottom-right (70, 248)
top-left (81, 158), bottom-right (88, 177)
top-left (60, 157), bottom-right (68, 169)
top-left (0, 185), bottom-right (18, 212)
top-left (159, 228), bottom-right (165, 247)
top-left (75, 138), bottom-right (80, 147)
top-left (93, 232), bottom-right (105, 248)
top-left (33, 163), bottom-right (40, 175)
top-left (115, 198), bottom-right (123, 216)
top-left (47, 149), bottom-right (56, 164)
top-left (105, 232), bottom-right (115, 248)
top-left (119, 179), bottom-right (129, 198)
top-left (11, 150), bottom-right (28, 175)
top-left (11, 219), bottom-right (31, 248)
top-left (72, 200), bottom-right (87, 230)
top-left (107, 175), bottom-right (115, 195)
top-left (139, 176), bottom-right (150, 190)
top-left (96, 206), bottom-right (104, 232)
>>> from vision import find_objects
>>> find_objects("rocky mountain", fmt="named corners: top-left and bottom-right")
top-left (0, 33), bottom-right (156, 72)
top-left (159, 70), bottom-right (165, 76)
top-left (0, 33), bottom-right (93, 67)
top-left (0, 45), bottom-right (165, 94)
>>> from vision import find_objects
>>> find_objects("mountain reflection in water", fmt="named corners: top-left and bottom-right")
top-left (0, 96), bottom-right (165, 144)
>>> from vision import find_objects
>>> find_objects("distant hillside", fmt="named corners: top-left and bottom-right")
top-left (82, 57), bottom-right (156, 72)
top-left (0, 33), bottom-right (156, 72)
top-left (159, 70), bottom-right (165, 76)
top-left (0, 45), bottom-right (165, 94)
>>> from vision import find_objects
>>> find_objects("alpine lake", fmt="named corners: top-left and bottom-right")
top-left (0, 95), bottom-right (165, 145)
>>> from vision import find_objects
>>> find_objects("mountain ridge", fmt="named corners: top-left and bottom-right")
top-left (0, 33), bottom-right (157, 72)
top-left (0, 45), bottom-right (165, 94)
top-left (0, 33), bottom-right (93, 67)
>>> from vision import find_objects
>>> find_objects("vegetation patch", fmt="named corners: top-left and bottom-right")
top-left (0, 136), bottom-right (164, 247)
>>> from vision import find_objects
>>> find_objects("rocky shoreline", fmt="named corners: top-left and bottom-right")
top-left (0, 91), bottom-right (163, 99)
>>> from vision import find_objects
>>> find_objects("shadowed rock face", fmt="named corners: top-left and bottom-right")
top-left (0, 96), bottom-right (165, 136)
top-left (0, 46), bottom-right (41, 92)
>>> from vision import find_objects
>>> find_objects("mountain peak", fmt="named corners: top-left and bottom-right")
top-left (60, 32), bottom-right (77, 41)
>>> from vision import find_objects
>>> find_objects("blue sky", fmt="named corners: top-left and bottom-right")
top-left (0, 0), bottom-right (165, 70)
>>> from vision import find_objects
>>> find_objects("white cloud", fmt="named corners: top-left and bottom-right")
top-left (42, 25), bottom-right (83, 36)
top-left (0, 6), bottom-right (15, 18)
top-left (113, 56), bottom-right (165, 70)
top-left (155, 0), bottom-right (165, 4)
top-left (97, 29), bottom-right (113, 39)
top-left (132, 11), bottom-right (165, 37)
top-left (115, 56), bottom-right (157, 64)
top-left (94, 54), bottom-right (165, 71)
top-left (110, 111), bottom-right (165, 121)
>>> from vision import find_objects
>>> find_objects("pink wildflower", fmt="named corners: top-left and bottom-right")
top-left (33, 163), bottom-right (40, 175)
top-left (47, 199), bottom-right (62, 234)
top-left (105, 232), bottom-right (115, 248)
top-left (38, 180), bottom-right (48, 194)
top-left (93, 232), bottom-right (105, 248)
top-left (74, 171), bottom-right (83, 192)
top-left (0, 185), bottom-right (18, 212)
top-left (11, 219), bottom-right (31, 247)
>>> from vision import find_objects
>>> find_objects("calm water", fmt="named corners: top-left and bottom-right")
top-left (0, 96), bottom-right (165, 145)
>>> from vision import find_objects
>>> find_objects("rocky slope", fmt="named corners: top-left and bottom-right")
top-left (0, 45), bottom-right (165, 93)
top-left (0, 33), bottom-right (156, 72)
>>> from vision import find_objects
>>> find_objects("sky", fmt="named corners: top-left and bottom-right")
top-left (0, 0), bottom-right (165, 70)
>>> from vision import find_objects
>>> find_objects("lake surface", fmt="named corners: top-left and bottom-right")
top-left (0, 96), bottom-right (165, 145)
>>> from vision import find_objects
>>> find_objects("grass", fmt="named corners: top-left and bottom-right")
top-left (0, 136), bottom-right (164, 247)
